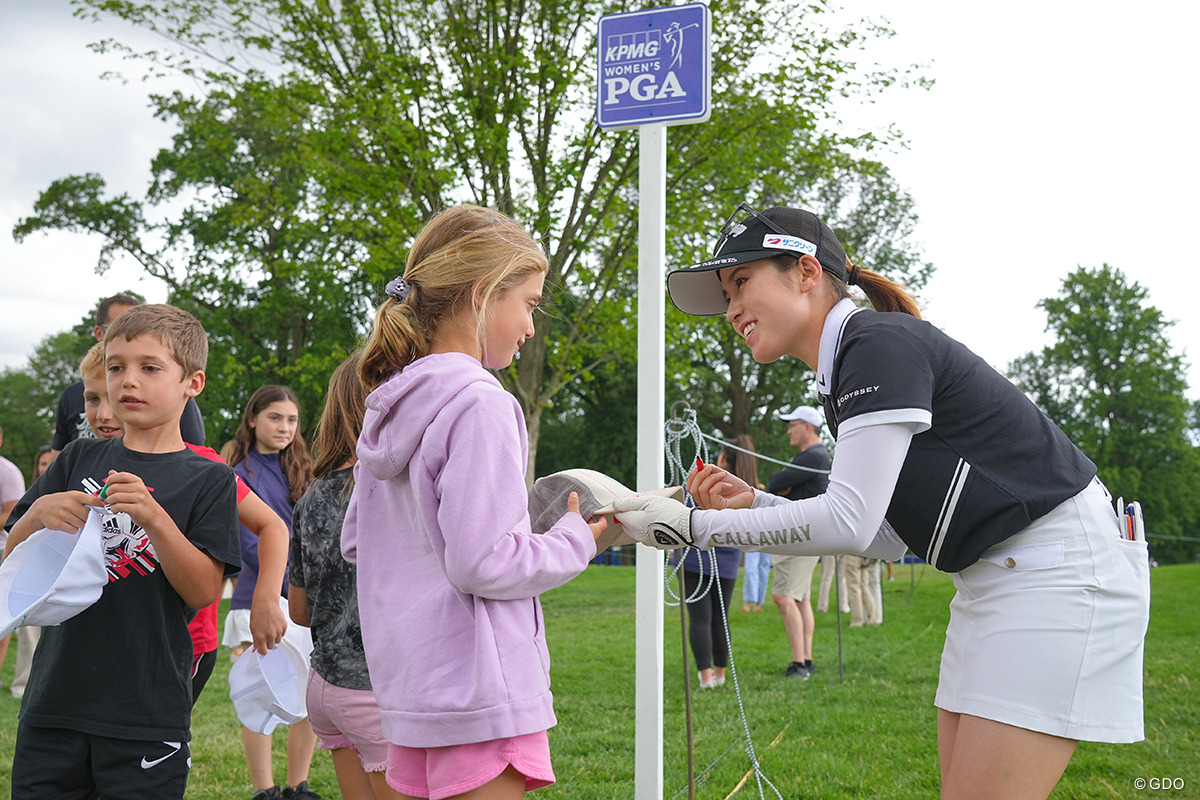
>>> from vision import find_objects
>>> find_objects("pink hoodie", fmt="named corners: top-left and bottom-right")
top-left (342, 352), bottom-right (596, 747)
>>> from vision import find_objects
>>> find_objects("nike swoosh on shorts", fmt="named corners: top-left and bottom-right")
top-left (140, 741), bottom-right (182, 769)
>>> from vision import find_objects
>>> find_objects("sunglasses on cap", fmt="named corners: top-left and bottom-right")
top-left (712, 202), bottom-right (791, 257)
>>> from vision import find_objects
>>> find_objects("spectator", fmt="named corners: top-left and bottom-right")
top-left (681, 437), bottom-right (758, 689)
top-left (868, 557), bottom-right (884, 624)
top-left (737, 438), bottom-right (770, 614)
top-left (222, 385), bottom-right (320, 800)
top-left (741, 549), bottom-right (770, 613)
top-left (289, 352), bottom-right (400, 799)
top-left (840, 554), bottom-right (877, 628)
top-left (76, 341), bottom-right (288, 705)
top-left (4, 304), bottom-right (239, 797)
top-left (343, 205), bottom-right (603, 798)
top-left (765, 406), bottom-right (830, 679)
top-left (50, 293), bottom-right (204, 456)
top-left (816, 554), bottom-right (849, 614)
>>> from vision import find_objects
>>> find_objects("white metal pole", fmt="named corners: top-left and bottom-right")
top-left (635, 121), bottom-right (667, 800)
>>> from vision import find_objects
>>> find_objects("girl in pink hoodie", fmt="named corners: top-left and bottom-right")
top-left (342, 205), bottom-right (605, 800)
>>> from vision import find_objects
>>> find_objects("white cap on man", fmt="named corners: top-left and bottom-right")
top-left (776, 406), bottom-right (823, 428)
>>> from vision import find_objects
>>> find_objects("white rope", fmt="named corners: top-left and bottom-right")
top-left (664, 404), bottom-right (784, 800)
top-left (697, 430), bottom-right (831, 475)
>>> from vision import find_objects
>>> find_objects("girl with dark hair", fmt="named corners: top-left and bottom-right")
top-left (290, 352), bottom-right (398, 800)
top-left (224, 384), bottom-right (320, 800)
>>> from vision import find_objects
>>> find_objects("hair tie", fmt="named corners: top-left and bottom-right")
top-left (385, 277), bottom-right (412, 303)
top-left (846, 263), bottom-right (861, 286)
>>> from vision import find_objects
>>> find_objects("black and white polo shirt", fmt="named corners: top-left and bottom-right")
top-left (816, 300), bottom-right (1096, 572)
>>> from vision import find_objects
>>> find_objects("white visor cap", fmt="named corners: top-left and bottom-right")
top-left (0, 507), bottom-right (108, 639)
top-left (528, 468), bottom-right (684, 552)
top-left (229, 621), bottom-right (313, 735)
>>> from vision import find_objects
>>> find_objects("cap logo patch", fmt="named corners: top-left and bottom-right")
top-left (728, 222), bottom-right (747, 238)
top-left (763, 234), bottom-right (817, 255)
top-left (692, 256), bottom-right (738, 270)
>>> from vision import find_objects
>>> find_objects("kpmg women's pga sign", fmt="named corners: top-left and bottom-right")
top-left (596, 3), bottom-right (711, 130)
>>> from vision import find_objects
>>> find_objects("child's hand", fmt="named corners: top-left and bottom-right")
top-left (249, 594), bottom-right (288, 656)
top-left (28, 491), bottom-right (105, 534)
top-left (99, 470), bottom-right (166, 528)
top-left (567, 491), bottom-right (609, 543)
top-left (687, 462), bottom-right (755, 510)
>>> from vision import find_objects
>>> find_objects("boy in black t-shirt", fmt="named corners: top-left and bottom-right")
top-left (3, 304), bottom-right (240, 799)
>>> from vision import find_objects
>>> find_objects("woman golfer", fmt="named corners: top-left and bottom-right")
top-left (612, 203), bottom-right (1150, 800)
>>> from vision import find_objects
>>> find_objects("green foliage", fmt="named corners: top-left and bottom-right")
top-left (12, 0), bottom-right (932, 471)
top-left (536, 358), bottom-right (638, 485)
top-left (0, 311), bottom-right (104, 482)
top-left (1009, 265), bottom-right (1200, 563)
top-left (5, 562), bottom-right (1192, 797)
top-left (0, 368), bottom-right (54, 485)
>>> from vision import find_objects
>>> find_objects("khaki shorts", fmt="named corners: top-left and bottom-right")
top-left (771, 554), bottom-right (820, 602)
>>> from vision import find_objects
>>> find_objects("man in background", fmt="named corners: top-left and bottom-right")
top-left (50, 294), bottom-right (205, 455)
top-left (766, 406), bottom-right (830, 680)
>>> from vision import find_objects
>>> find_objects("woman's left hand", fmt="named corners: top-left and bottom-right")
top-left (687, 462), bottom-right (755, 510)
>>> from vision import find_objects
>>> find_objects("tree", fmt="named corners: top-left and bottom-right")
top-left (18, 0), bottom-right (931, 475)
top-left (0, 322), bottom-right (98, 483)
top-left (1009, 265), bottom-right (1200, 562)
top-left (13, 80), bottom-right (371, 446)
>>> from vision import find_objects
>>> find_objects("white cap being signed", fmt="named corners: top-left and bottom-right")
top-left (0, 507), bottom-right (108, 639)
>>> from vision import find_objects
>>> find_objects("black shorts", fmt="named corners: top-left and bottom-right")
top-left (12, 722), bottom-right (190, 799)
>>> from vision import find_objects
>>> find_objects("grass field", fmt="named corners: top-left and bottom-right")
top-left (0, 561), bottom-right (1195, 799)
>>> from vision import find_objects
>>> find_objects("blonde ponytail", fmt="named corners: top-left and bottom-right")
top-left (359, 301), bottom-right (428, 391)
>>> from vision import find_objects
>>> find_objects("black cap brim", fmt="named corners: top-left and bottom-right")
top-left (666, 248), bottom-right (782, 316)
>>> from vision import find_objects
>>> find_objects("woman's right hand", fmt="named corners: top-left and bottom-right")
top-left (687, 463), bottom-right (755, 510)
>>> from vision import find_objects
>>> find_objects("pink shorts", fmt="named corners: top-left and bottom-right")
top-left (305, 670), bottom-right (389, 772)
top-left (386, 731), bottom-right (556, 799)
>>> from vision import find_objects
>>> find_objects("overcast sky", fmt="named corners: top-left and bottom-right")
top-left (3, 0), bottom-right (1198, 400)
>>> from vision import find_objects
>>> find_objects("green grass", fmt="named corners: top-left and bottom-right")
top-left (0, 562), bottom-right (1195, 799)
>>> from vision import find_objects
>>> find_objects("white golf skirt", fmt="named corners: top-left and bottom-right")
top-left (935, 478), bottom-right (1150, 743)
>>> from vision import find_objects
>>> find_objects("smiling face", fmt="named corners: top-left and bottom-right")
top-left (719, 255), bottom-right (830, 369)
top-left (105, 333), bottom-right (203, 443)
top-left (250, 400), bottom-right (300, 454)
top-left (479, 271), bottom-right (545, 370)
top-left (83, 367), bottom-right (125, 439)
top-left (719, 258), bottom-right (806, 364)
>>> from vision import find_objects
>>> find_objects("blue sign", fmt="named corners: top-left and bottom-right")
top-left (596, 3), bottom-right (711, 130)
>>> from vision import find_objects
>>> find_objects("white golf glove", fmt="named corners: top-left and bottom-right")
top-left (609, 495), bottom-right (695, 549)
